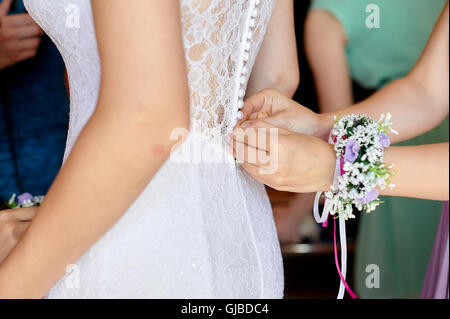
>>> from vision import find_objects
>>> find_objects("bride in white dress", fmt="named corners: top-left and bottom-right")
top-left (0, 0), bottom-right (298, 298)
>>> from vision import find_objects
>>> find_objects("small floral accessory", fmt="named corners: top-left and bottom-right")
top-left (3, 193), bottom-right (44, 210)
top-left (313, 113), bottom-right (397, 300)
top-left (326, 113), bottom-right (397, 220)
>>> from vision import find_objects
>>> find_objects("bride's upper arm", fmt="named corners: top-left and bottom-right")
top-left (247, 0), bottom-right (299, 97)
top-left (91, 0), bottom-right (190, 120)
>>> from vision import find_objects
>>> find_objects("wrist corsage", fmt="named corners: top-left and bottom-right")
top-left (313, 113), bottom-right (397, 299)
top-left (325, 113), bottom-right (397, 220)
top-left (2, 193), bottom-right (44, 210)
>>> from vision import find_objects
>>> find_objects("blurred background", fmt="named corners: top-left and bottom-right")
top-left (1, 0), bottom-right (448, 299)
top-left (271, 0), bottom-right (448, 299)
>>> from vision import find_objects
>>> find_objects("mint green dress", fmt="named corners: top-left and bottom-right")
top-left (310, 0), bottom-right (448, 298)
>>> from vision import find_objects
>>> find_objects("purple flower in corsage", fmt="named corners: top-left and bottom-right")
top-left (18, 193), bottom-right (33, 205)
top-left (344, 140), bottom-right (360, 163)
top-left (379, 133), bottom-right (391, 148)
top-left (356, 189), bottom-right (379, 205)
top-left (3, 193), bottom-right (43, 210)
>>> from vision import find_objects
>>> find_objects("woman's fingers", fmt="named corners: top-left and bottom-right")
top-left (4, 13), bottom-right (37, 28)
top-left (240, 90), bottom-right (325, 137)
top-left (13, 221), bottom-right (31, 238)
top-left (234, 125), bottom-right (338, 193)
top-left (240, 162), bottom-right (264, 179)
top-left (15, 24), bottom-right (44, 39)
top-left (239, 89), bottom-right (307, 133)
top-left (4, 207), bottom-right (38, 222)
top-left (0, 0), bottom-right (12, 17)
top-left (239, 88), bottom-right (299, 124)
top-left (238, 88), bottom-right (281, 124)
top-left (230, 122), bottom-right (292, 180)
top-left (17, 49), bottom-right (38, 62)
top-left (18, 37), bottom-right (41, 51)
top-left (232, 125), bottom-right (272, 153)
top-left (233, 140), bottom-right (270, 166)
top-left (240, 161), bottom-right (283, 190)
top-left (232, 120), bottom-right (290, 152)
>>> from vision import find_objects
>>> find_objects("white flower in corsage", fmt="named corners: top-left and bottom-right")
top-left (2, 193), bottom-right (44, 210)
top-left (325, 113), bottom-right (397, 220)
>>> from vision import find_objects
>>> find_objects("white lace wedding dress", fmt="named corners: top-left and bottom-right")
top-left (24, 0), bottom-right (283, 298)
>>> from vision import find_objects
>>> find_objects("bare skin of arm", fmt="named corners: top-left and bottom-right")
top-left (324, 2), bottom-right (449, 198)
top-left (0, 0), bottom-right (190, 298)
top-left (304, 9), bottom-right (353, 113)
top-left (235, 2), bottom-right (449, 201)
top-left (321, 2), bottom-right (449, 143)
top-left (247, 0), bottom-right (299, 98)
top-left (242, 2), bottom-right (449, 143)
top-left (233, 120), bottom-right (449, 200)
top-left (383, 143), bottom-right (449, 200)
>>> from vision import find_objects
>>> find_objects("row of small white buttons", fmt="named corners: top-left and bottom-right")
top-left (235, 0), bottom-right (260, 123)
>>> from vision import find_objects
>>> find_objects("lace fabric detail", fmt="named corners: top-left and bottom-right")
top-left (24, 0), bottom-right (283, 298)
top-left (182, 0), bottom-right (274, 137)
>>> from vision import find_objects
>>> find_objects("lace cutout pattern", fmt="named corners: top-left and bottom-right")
top-left (181, 0), bottom-right (274, 136)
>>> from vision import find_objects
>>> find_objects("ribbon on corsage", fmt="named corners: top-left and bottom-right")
top-left (313, 151), bottom-right (358, 299)
top-left (313, 113), bottom-right (397, 299)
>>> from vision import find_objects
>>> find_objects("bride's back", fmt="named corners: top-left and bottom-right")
top-left (24, 0), bottom-right (283, 299)
top-left (25, 0), bottom-right (275, 147)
